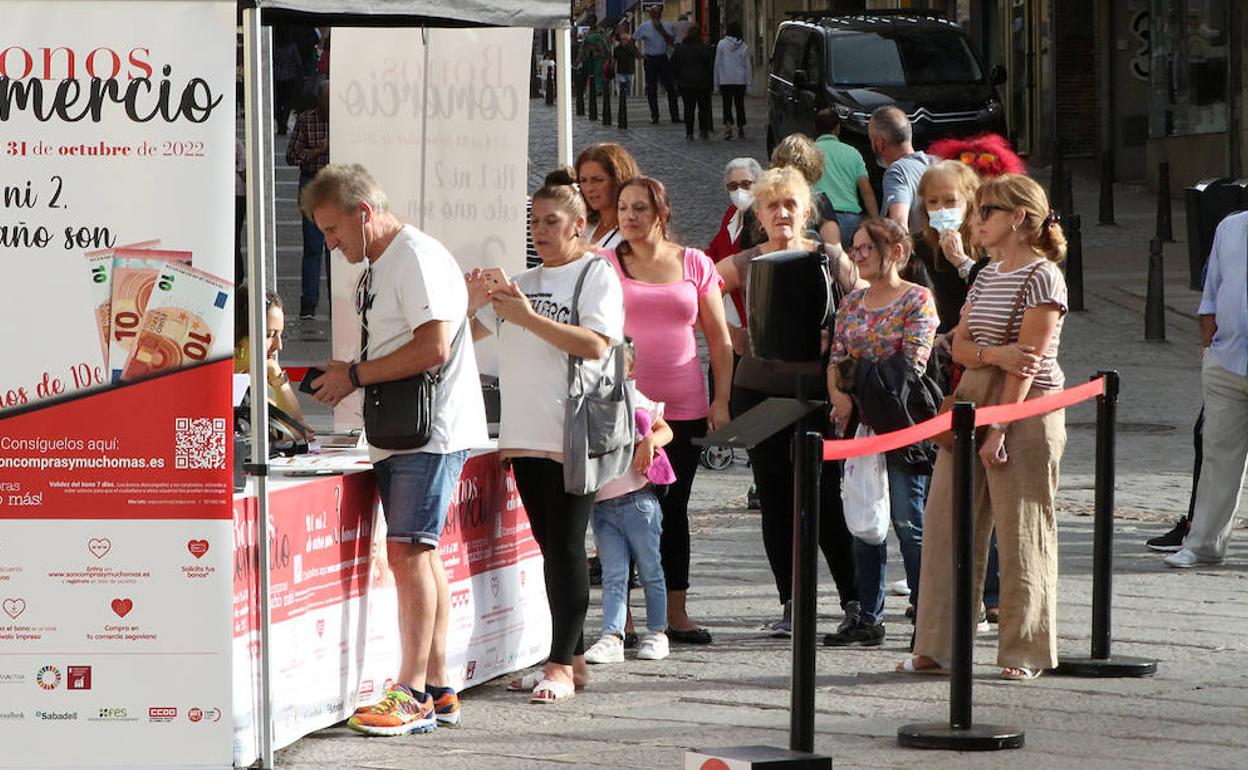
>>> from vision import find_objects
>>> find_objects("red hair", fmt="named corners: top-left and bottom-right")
top-left (928, 133), bottom-right (1025, 178)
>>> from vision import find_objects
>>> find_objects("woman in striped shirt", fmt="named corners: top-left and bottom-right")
top-left (900, 174), bottom-right (1069, 681)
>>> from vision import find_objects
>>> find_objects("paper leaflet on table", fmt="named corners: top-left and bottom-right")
top-left (84, 240), bottom-right (163, 368)
top-left (108, 247), bottom-right (192, 382)
top-left (120, 260), bottom-right (233, 382)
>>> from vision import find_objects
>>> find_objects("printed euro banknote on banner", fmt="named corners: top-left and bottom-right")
top-left (108, 248), bottom-right (192, 381)
top-left (121, 261), bottom-right (233, 382)
top-left (85, 240), bottom-right (161, 368)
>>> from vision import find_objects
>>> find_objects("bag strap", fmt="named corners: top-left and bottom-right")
top-left (429, 319), bottom-right (467, 384)
top-left (1004, 262), bottom-right (1045, 343)
top-left (566, 256), bottom-right (607, 396)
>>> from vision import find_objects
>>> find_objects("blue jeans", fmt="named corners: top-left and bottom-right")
top-left (374, 450), bottom-right (468, 546)
top-left (592, 488), bottom-right (667, 636)
top-left (298, 172), bottom-right (328, 312)
top-left (832, 212), bottom-right (862, 250)
top-left (642, 54), bottom-right (679, 122)
top-left (853, 461), bottom-right (928, 625)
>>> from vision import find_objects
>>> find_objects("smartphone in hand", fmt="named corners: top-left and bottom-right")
top-left (480, 267), bottom-right (509, 291)
top-left (299, 367), bottom-right (326, 395)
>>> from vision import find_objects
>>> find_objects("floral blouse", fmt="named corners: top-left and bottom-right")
top-left (828, 284), bottom-right (939, 374)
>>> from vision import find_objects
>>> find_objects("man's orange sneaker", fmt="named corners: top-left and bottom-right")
top-left (428, 686), bottom-right (461, 727)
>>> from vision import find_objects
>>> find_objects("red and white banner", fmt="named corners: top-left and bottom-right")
top-left (0, 2), bottom-right (236, 767)
top-left (231, 454), bottom-right (548, 766)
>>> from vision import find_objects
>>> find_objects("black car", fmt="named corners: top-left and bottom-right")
top-left (767, 11), bottom-right (1006, 173)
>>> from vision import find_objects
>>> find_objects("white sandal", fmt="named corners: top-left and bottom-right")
top-left (529, 678), bottom-right (575, 704)
top-left (1000, 666), bottom-right (1042, 681)
top-left (505, 671), bottom-right (544, 692)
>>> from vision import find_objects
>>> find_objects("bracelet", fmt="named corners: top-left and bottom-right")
top-left (976, 345), bottom-right (986, 365)
top-left (348, 363), bottom-right (362, 389)
top-left (989, 422), bottom-right (1009, 434)
top-left (956, 259), bottom-right (973, 279)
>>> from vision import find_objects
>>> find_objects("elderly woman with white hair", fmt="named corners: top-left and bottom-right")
top-left (706, 156), bottom-right (764, 326)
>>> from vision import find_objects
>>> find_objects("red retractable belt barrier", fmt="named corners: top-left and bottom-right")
top-left (822, 377), bottom-right (1106, 461)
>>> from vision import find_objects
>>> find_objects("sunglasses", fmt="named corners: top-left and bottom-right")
top-left (960, 151), bottom-right (998, 166)
top-left (726, 180), bottom-right (754, 192)
top-left (977, 204), bottom-right (1011, 221)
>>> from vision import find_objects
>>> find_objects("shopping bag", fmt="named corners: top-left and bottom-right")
top-left (841, 424), bottom-right (890, 545)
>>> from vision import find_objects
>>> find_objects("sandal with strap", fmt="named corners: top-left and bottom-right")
top-left (529, 678), bottom-right (575, 704)
top-left (506, 670), bottom-right (587, 692)
top-left (896, 656), bottom-right (948, 675)
top-left (1000, 666), bottom-right (1042, 681)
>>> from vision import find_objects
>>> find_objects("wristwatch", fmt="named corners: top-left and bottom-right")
top-left (956, 258), bottom-right (974, 279)
top-left (348, 363), bottom-right (362, 389)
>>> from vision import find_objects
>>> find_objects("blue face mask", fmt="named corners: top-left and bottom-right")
top-left (927, 207), bottom-right (964, 232)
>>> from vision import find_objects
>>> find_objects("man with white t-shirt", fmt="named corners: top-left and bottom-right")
top-left (302, 164), bottom-right (488, 736)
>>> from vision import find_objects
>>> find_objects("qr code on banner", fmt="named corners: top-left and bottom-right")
top-left (174, 417), bottom-right (227, 469)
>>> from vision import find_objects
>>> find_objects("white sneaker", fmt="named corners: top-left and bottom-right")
top-left (890, 579), bottom-right (911, 597)
top-left (635, 632), bottom-right (669, 660)
top-left (584, 635), bottom-right (624, 664)
top-left (1164, 548), bottom-right (1223, 569)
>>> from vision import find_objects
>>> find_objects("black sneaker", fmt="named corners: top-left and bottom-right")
top-left (766, 600), bottom-right (792, 638)
top-left (835, 600), bottom-right (861, 635)
top-left (823, 619), bottom-right (885, 647)
top-left (747, 484), bottom-right (761, 510)
top-left (1147, 517), bottom-right (1189, 552)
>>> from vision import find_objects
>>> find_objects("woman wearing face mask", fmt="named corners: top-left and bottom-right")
top-left (717, 166), bottom-right (864, 636)
top-left (706, 157), bottom-right (763, 340)
top-left (604, 176), bottom-right (734, 644)
top-left (911, 161), bottom-right (988, 334)
top-left (824, 218), bottom-right (938, 646)
top-left (576, 143), bottom-right (641, 251)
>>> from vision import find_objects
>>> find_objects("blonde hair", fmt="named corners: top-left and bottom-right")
top-left (752, 166), bottom-right (814, 228)
top-left (299, 164), bottom-right (389, 219)
top-left (917, 160), bottom-right (983, 267)
top-left (769, 133), bottom-right (824, 186)
top-left (978, 174), bottom-right (1067, 263)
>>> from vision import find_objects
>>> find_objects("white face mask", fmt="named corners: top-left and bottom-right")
top-left (729, 188), bottom-right (754, 211)
top-left (927, 207), bottom-right (964, 233)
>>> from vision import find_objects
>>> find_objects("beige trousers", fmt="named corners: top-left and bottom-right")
top-left (912, 367), bottom-right (1067, 671)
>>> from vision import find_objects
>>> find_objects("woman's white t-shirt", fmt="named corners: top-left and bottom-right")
top-left (476, 254), bottom-right (625, 454)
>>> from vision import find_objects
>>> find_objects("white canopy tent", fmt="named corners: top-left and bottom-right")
top-left (239, 2), bottom-right (572, 767)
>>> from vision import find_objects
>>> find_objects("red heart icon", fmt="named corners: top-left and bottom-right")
top-left (187, 540), bottom-right (209, 559)
top-left (315, 619), bottom-right (325, 637)
top-left (2, 598), bottom-right (25, 620)
top-left (111, 598), bottom-right (133, 618)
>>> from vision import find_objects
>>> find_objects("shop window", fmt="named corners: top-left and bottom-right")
top-left (1149, 0), bottom-right (1229, 137)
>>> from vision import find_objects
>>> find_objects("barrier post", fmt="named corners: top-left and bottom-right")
top-left (617, 86), bottom-right (628, 129)
top-left (1066, 215), bottom-right (1085, 312)
top-left (588, 73), bottom-right (598, 120)
top-left (1054, 372), bottom-right (1158, 678)
top-left (1157, 162), bottom-right (1175, 242)
top-left (602, 76), bottom-right (612, 125)
top-left (1145, 239), bottom-right (1166, 341)
top-left (898, 403), bottom-right (1025, 751)
top-left (789, 431), bottom-right (823, 753)
top-left (1099, 150), bottom-right (1116, 225)
top-left (1061, 168), bottom-right (1075, 222)
top-left (545, 68), bottom-right (555, 105)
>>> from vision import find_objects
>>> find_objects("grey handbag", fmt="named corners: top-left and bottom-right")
top-left (562, 257), bottom-right (635, 495)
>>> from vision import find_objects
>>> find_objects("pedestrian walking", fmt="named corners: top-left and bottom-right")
top-left (717, 166), bottom-right (864, 636)
top-left (671, 27), bottom-right (715, 140)
top-left (713, 21), bottom-right (751, 140)
top-left (1165, 210), bottom-right (1248, 568)
top-left (612, 31), bottom-right (641, 108)
top-left (900, 173), bottom-right (1068, 681)
top-left (285, 80), bottom-right (330, 320)
top-left (825, 218), bottom-right (939, 646)
top-left (604, 176), bottom-right (734, 644)
top-left (869, 105), bottom-right (937, 234)
top-left (301, 164), bottom-right (489, 734)
top-left (634, 4), bottom-right (681, 124)
top-left (467, 171), bottom-right (625, 703)
top-left (575, 143), bottom-right (641, 251)
top-left (813, 108), bottom-right (878, 248)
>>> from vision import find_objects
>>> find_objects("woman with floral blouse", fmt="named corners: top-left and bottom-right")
top-left (825, 217), bottom-right (939, 647)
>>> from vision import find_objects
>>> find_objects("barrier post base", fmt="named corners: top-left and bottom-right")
top-left (897, 723), bottom-right (1024, 751)
top-left (685, 746), bottom-right (831, 769)
top-left (1053, 655), bottom-right (1157, 678)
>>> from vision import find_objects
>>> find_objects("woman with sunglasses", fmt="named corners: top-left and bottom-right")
top-left (824, 218), bottom-right (938, 646)
top-left (900, 174), bottom-right (1068, 682)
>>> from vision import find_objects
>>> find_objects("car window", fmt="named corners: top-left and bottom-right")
top-left (801, 34), bottom-right (824, 84)
top-left (827, 29), bottom-right (983, 87)
top-left (772, 26), bottom-right (809, 81)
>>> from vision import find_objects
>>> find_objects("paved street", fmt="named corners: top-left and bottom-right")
top-left (265, 94), bottom-right (1247, 769)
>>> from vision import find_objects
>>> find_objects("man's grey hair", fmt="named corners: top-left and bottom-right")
top-left (723, 157), bottom-right (763, 186)
top-left (299, 163), bottom-right (390, 219)
top-left (868, 105), bottom-right (912, 147)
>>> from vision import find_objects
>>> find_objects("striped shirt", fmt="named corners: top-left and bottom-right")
top-left (965, 259), bottom-right (1068, 389)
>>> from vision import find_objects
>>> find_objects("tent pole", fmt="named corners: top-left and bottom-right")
top-left (243, 6), bottom-right (276, 770)
top-left (556, 25), bottom-right (574, 167)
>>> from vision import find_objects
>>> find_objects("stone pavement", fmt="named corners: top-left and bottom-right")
top-left (266, 97), bottom-right (1247, 769)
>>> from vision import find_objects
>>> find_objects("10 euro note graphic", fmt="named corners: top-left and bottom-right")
top-left (85, 240), bottom-right (161, 369)
top-left (121, 261), bottom-right (233, 383)
top-left (108, 248), bottom-right (192, 382)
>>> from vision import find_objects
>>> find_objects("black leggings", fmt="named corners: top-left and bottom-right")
top-left (660, 418), bottom-right (706, 592)
top-left (510, 458), bottom-right (593, 664)
top-left (731, 386), bottom-right (858, 609)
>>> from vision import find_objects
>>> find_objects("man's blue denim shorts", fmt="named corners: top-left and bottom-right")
top-left (373, 450), bottom-right (468, 547)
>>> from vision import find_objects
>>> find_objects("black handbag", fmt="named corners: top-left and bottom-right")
top-left (362, 320), bottom-right (466, 450)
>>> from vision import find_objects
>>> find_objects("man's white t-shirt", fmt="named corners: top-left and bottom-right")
top-left (363, 224), bottom-right (488, 461)
top-left (475, 255), bottom-right (625, 454)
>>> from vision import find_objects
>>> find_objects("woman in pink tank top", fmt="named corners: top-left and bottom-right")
top-left (603, 176), bottom-right (734, 644)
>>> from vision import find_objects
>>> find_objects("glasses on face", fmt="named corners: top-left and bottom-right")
top-left (978, 205), bottom-right (1010, 221)
top-left (725, 179), bottom-right (754, 192)
top-left (849, 242), bottom-right (876, 258)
